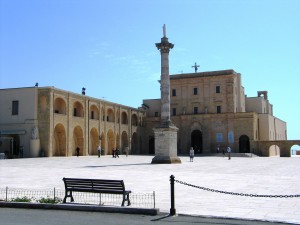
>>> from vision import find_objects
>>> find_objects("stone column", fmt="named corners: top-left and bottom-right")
top-left (151, 25), bottom-right (181, 164)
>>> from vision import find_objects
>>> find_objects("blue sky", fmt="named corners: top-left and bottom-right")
top-left (0, 0), bottom-right (299, 140)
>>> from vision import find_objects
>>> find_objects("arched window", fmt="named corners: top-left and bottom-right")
top-left (107, 108), bottom-right (115, 122)
top-left (90, 105), bottom-right (99, 120)
top-left (131, 114), bottom-right (138, 126)
top-left (73, 101), bottom-right (84, 117)
top-left (121, 112), bottom-right (128, 124)
top-left (54, 97), bottom-right (66, 114)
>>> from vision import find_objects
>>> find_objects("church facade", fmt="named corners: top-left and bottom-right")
top-left (0, 69), bottom-right (287, 158)
top-left (142, 69), bottom-right (287, 156)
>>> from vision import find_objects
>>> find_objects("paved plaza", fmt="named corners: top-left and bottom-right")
top-left (0, 155), bottom-right (299, 224)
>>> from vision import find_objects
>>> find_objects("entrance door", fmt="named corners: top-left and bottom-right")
top-left (149, 136), bottom-right (154, 154)
top-left (191, 130), bottom-right (203, 154)
top-left (239, 135), bottom-right (250, 153)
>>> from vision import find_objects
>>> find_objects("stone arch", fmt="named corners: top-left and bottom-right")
top-left (90, 105), bottom-right (99, 120)
top-left (269, 144), bottom-right (280, 156)
top-left (53, 123), bottom-right (66, 156)
top-left (132, 114), bottom-right (138, 126)
top-left (131, 132), bottom-right (138, 154)
top-left (107, 108), bottom-right (115, 122)
top-left (73, 101), bottom-right (84, 117)
top-left (89, 128), bottom-right (99, 155)
top-left (239, 135), bottom-right (250, 153)
top-left (73, 126), bottom-right (84, 156)
top-left (54, 97), bottom-right (66, 114)
top-left (291, 144), bottom-right (300, 155)
top-left (121, 131), bottom-right (128, 152)
top-left (39, 95), bottom-right (47, 112)
top-left (121, 112), bottom-right (128, 124)
top-left (190, 122), bottom-right (202, 132)
top-left (191, 130), bottom-right (203, 154)
top-left (107, 129), bottom-right (115, 155)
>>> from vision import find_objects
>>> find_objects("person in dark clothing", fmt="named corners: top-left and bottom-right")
top-left (76, 147), bottom-right (80, 157)
top-left (115, 148), bottom-right (119, 158)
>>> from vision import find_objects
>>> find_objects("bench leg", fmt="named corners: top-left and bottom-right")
top-left (63, 191), bottom-right (74, 203)
top-left (121, 193), bottom-right (131, 206)
top-left (127, 193), bottom-right (131, 206)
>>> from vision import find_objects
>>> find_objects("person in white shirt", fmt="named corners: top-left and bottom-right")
top-left (189, 147), bottom-right (195, 162)
top-left (227, 146), bottom-right (231, 160)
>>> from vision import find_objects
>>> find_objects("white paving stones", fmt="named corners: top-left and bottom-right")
top-left (0, 155), bottom-right (299, 224)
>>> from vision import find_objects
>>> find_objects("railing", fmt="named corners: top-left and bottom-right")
top-left (169, 175), bottom-right (300, 216)
top-left (0, 187), bottom-right (155, 208)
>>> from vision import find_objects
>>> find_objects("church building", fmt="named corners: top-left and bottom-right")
top-left (142, 69), bottom-right (287, 155)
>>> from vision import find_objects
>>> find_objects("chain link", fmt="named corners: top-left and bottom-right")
top-left (175, 179), bottom-right (300, 198)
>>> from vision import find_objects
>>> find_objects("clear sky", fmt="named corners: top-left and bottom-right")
top-left (1, 0), bottom-right (299, 140)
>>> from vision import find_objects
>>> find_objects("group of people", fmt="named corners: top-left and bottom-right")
top-left (76, 146), bottom-right (129, 158)
top-left (112, 148), bottom-right (120, 158)
top-left (189, 145), bottom-right (232, 162)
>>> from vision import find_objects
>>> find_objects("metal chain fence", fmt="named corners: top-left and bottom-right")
top-left (0, 187), bottom-right (155, 208)
top-left (175, 179), bottom-right (300, 198)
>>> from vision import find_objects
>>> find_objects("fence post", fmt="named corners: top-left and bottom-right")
top-left (6, 186), bottom-right (8, 202)
top-left (153, 191), bottom-right (156, 208)
top-left (54, 187), bottom-right (56, 201)
top-left (170, 175), bottom-right (176, 216)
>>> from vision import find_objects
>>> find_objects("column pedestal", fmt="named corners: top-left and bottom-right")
top-left (151, 124), bottom-right (181, 164)
top-left (30, 139), bottom-right (40, 157)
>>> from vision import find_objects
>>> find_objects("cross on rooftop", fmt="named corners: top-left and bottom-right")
top-left (192, 62), bottom-right (200, 73)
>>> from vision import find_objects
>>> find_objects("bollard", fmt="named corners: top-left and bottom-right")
top-left (170, 175), bottom-right (176, 216)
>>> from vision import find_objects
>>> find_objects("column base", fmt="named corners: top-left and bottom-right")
top-left (151, 155), bottom-right (181, 164)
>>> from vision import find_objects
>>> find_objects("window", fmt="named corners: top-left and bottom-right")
top-left (91, 111), bottom-right (94, 119)
top-left (216, 86), bottom-right (220, 93)
top-left (193, 88), bottom-right (198, 95)
top-left (172, 89), bottom-right (176, 97)
top-left (73, 108), bottom-right (77, 116)
top-left (172, 108), bottom-right (176, 116)
top-left (193, 107), bottom-right (198, 114)
top-left (217, 106), bottom-right (221, 113)
top-left (155, 112), bottom-right (159, 117)
top-left (12, 101), bottom-right (19, 115)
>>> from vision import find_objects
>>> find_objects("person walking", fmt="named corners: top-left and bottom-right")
top-left (76, 147), bottom-right (80, 157)
top-left (115, 148), bottom-right (120, 158)
top-left (227, 146), bottom-right (231, 160)
top-left (97, 145), bottom-right (101, 158)
top-left (189, 147), bottom-right (195, 162)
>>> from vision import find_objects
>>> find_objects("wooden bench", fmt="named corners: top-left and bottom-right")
top-left (62, 177), bottom-right (131, 206)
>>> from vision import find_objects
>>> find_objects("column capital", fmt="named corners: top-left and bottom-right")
top-left (155, 37), bottom-right (174, 53)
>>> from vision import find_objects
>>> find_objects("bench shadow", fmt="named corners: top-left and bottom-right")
top-left (83, 163), bottom-right (152, 168)
top-left (151, 214), bottom-right (172, 221)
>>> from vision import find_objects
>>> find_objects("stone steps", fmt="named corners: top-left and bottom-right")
top-left (191, 153), bottom-right (260, 157)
